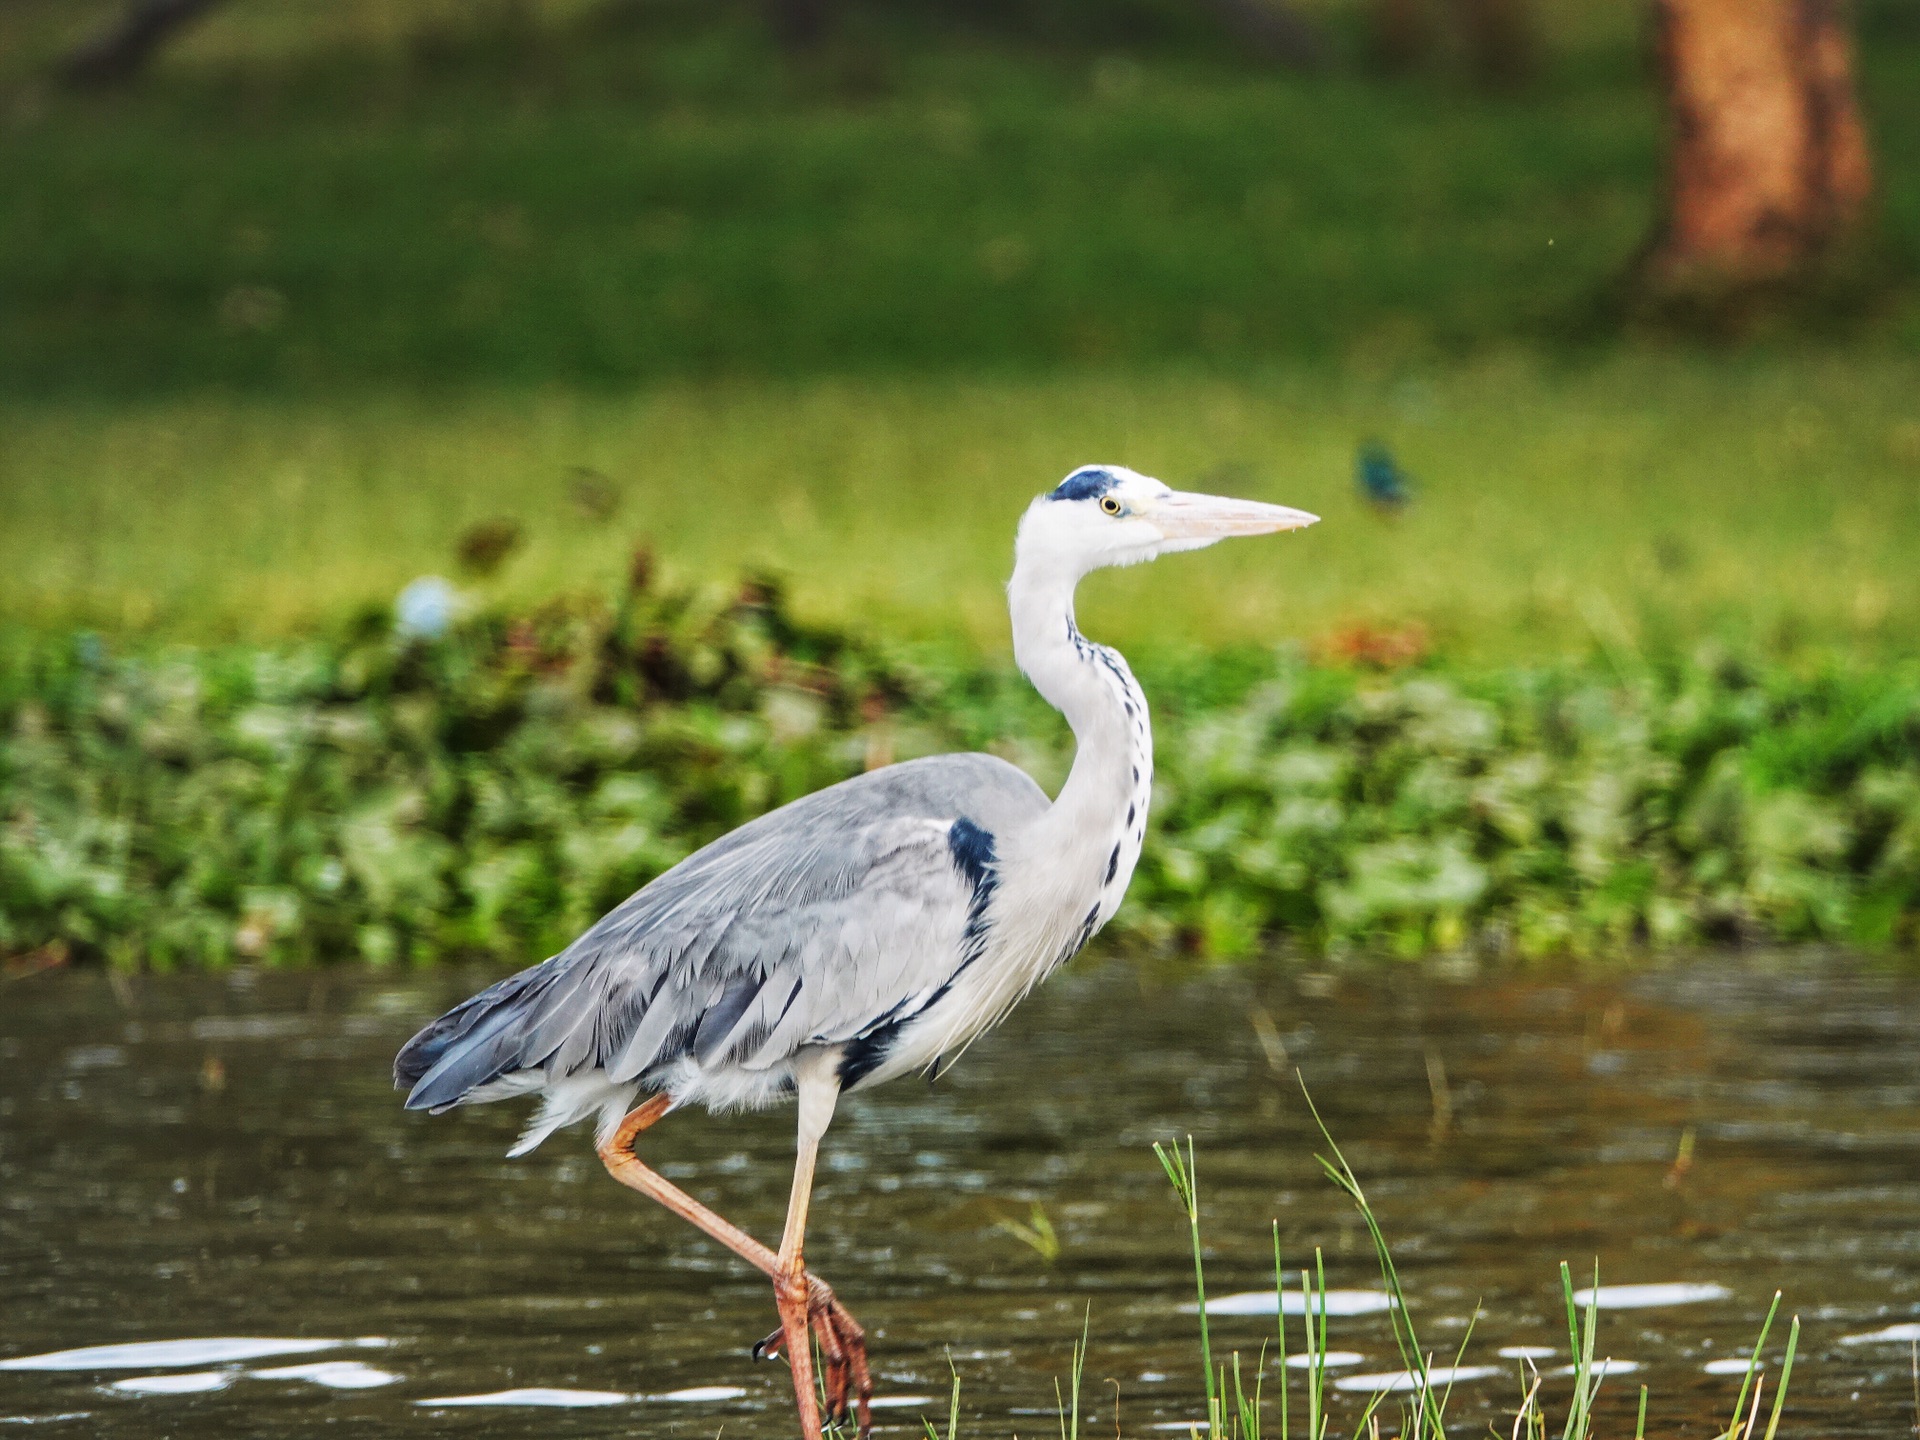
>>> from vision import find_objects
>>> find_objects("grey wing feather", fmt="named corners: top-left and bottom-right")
top-left (395, 753), bottom-right (1046, 1111)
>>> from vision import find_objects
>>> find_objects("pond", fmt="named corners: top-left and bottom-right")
top-left (3, 953), bottom-right (1918, 1438)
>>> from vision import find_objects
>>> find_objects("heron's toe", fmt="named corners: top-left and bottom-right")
top-left (752, 1272), bottom-right (871, 1436)
top-left (750, 1325), bottom-right (785, 1363)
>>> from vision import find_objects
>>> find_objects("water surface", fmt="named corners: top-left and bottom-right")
top-left (3, 954), bottom-right (1917, 1436)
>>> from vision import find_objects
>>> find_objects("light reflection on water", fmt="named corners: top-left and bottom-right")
top-left (1, 954), bottom-right (1917, 1437)
top-left (1569, 1282), bottom-right (1732, 1310)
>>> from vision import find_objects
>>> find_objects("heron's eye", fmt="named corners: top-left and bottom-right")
top-left (1099, 495), bottom-right (1123, 516)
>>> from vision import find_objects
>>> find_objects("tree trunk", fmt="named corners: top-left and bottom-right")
top-left (57, 0), bottom-right (224, 88)
top-left (1640, 0), bottom-right (1873, 303)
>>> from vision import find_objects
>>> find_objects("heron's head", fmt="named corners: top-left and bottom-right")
top-left (1017, 465), bottom-right (1318, 578)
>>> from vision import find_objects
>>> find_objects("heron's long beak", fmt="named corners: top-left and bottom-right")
top-left (1152, 491), bottom-right (1319, 540)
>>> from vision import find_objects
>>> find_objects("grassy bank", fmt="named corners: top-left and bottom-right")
top-left (5, 569), bottom-right (1916, 970)
top-left (2, 1), bottom-right (1916, 395)
top-left (5, 357), bottom-right (1920, 658)
top-left (0, 0), bottom-right (1656, 392)
top-left (3, 2), bottom-right (1916, 659)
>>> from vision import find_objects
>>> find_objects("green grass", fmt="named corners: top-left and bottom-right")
top-left (4, 356), bottom-right (1918, 660)
top-left (0, 0), bottom-right (1651, 391)
top-left (1, 2), bottom-right (1917, 661)
top-left (1, 0), bottom-right (1915, 396)
top-left (871, 1117), bottom-right (1813, 1439)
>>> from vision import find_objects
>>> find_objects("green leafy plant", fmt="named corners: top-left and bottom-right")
top-left (5, 565), bottom-right (1919, 970)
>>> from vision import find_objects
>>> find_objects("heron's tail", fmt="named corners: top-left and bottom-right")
top-left (393, 959), bottom-right (559, 1111)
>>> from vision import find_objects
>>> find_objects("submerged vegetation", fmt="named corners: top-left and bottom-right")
top-left (3, 563), bottom-right (1917, 970)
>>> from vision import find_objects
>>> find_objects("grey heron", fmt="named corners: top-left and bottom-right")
top-left (394, 465), bottom-right (1317, 1438)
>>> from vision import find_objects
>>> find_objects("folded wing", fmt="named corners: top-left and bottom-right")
top-left (394, 753), bottom-right (1047, 1115)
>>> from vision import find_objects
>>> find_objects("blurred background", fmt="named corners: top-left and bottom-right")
top-left (1, 0), bottom-right (1916, 659)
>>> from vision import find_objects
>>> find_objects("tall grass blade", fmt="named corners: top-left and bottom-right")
top-left (1231, 1347), bottom-right (1266, 1440)
top-left (1759, 1316), bottom-right (1799, 1440)
top-left (924, 1351), bottom-right (961, 1440)
top-left (1722, 1292), bottom-right (1781, 1439)
top-left (1559, 1262), bottom-right (1602, 1440)
top-left (1156, 1137), bottom-right (1219, 1438)
top-left (1297, 1080), bottom-right (1445, 1438)
top-left (1069, 1307), bottom-right (1090, 1440)
top-left (1434, 1306), bottom-right (1482, 1436)
top-left (1508, 1365), bottom-right (1544, 1440)
top-left (1310, 1253), bottom-right (1329, 1440)
top-left (1558, 1264), bottom-right (1580, 1380)
top-left (1274, 1225), bottom-right (1290, 1440)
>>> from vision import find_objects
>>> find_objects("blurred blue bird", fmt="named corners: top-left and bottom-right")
top-left (1356, 441), bottom-right (1414, 514)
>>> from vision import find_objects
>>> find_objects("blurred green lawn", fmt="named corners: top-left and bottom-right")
top-left (1, 1), bottom-right (1917, 660)
top-left (0, 4), bottom-right (1680, 390)
top-left (7, 357), bottom-right (1919, 661)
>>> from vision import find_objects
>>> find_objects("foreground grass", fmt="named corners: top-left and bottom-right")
top-left (5, 356), bottom-right (1920, 660)
top-left (919, 1128), bottom-right (1802, 1440)
top-left (1142, 1123), bottom-right (1799, 1440)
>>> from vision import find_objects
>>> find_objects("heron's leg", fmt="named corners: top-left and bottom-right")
top-left (770, 1062), bottom-right (837, 1440)
top-left (594, 1094), bottom-right (782, 1276)
top-left (596, 1086), bottom-right (868, 1440)
top-left (760, 1059), bottom-right (873, 1440)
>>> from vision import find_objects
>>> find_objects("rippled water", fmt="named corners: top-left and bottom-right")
top-left (3, 954), bottom-right (1918, 1437)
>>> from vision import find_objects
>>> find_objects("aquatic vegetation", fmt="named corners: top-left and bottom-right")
top-left (995, 1202), bottom-right (1063, 1264)
top-left (3, 564), bottom-right (1918, 968)
top-left (848, 1126), bottom-right (1801, 1439)
top-left (1158, 1106), bottom-right (1801, 1440)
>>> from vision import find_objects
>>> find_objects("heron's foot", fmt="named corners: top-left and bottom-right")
top-left (753, 1274), bottom-right (872, 1438)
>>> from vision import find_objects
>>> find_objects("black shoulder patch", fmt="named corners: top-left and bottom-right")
top-left (837, 997), bottom-right (910, 1090)
top-left (1049, 467), bottom-right (1116, 502)
top-left (948, 817), bottom-right (996, 894)
top-left (840, 818), bottom-right (1000, 1095)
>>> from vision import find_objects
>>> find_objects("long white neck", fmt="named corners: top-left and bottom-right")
top-left (1000, 549), bottom-right (1153, 953)
top-left (921, 531), bottom-right (1156, 1059)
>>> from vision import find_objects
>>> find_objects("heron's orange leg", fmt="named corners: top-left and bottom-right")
top-left (595, 1096), bottom-right (781, 1274)
top-left (753, 1283), bottom-right (871, 1433)
top-left (770, 1086), bottom-right (872, 1440)
top-left (595, 1095), bottom-right (871, 1440)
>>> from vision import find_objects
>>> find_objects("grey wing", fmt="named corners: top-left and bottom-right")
top-left (394, 752), bottom-right (1046, 1112)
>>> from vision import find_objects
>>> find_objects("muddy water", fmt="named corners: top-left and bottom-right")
top-left (2, 955), bottom-right (1917, 1438)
